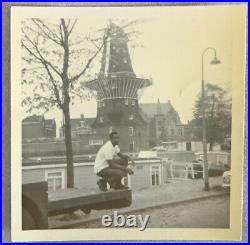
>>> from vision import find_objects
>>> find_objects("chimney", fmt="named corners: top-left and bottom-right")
top-left (157, 98), bottom-right (162, 115)
top-left (81, 114), bottom-right (84, 120)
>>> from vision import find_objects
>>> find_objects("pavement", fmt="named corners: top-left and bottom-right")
top-left (49, 176), bottom-right (230, 229)
top-left (78, 195), bottom-right (230, 229)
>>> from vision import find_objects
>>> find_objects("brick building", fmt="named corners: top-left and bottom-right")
top-left (139, 99), bottom-right (190, 147)
top-left (22, 115), bottom-right (56, 139)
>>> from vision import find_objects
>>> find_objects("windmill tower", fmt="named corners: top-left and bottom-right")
top-left (86, 22), bottom-right (152, 151)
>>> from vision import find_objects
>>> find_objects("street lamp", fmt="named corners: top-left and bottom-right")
top-left (201, 47), bottom-right (221, 191)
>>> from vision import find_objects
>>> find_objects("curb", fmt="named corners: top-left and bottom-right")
top-left (50, 191), bottom-right (230, 229)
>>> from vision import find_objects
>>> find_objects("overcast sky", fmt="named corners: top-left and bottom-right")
top-left (22, 6), bottom-right (234, 133)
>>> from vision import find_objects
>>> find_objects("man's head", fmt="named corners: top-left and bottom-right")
top-left (109, 131), bottom-right (119, 146)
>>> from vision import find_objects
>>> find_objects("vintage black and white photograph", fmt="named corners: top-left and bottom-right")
top-left (8, 3), bottom-right (246, 242)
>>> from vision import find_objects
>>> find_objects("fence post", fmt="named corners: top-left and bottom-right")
top-left (185, 164), bottom-right (188, 179)
top-left (170, 161), bottom-right (174, 179)
top-left (191, 164), bottom-right (195, 179)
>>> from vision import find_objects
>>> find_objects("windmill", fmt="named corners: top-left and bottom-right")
top-left (85, 22), bottom-right (152, 151)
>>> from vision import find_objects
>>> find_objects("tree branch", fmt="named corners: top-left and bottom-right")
top-left (59, 23), bottom-right (64, 43)
top-left (21, 41), bottom-right (63, 109)
top-left (66, 19), bottom-right (71, 29)
top-left (61, 19), bottom-right (70, 81)
top-left (69, 40), bottom-right (105, 83)
top-left (68, 19), bottom-right (77, 36)
top-left (34, 19), bottom-right (62, 44)
top-left (32, 19), bottom-right (63, 46)
top-left (22, 28), bottom-right (62, 77)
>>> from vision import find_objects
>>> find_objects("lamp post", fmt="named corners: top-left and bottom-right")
top-left (201, 47), bottom-right (221, 191)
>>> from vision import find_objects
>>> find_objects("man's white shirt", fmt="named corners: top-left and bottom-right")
top-left (94, 140), bottom-right (120, 174)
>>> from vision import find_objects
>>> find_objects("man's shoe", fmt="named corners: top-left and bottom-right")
top-left (97, 179), bottom-right (107, 192)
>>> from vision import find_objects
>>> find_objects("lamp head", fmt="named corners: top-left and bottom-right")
top-left (210, 56), bottom-right (221, 65)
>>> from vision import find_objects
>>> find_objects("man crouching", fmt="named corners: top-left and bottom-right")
top-left (94, 131), bottom-right (135, 191)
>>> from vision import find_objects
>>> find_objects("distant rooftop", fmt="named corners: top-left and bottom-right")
top-left (69, 117), bottom-right (95, 128)
top-left (23, 114), bottom-right (44, 123)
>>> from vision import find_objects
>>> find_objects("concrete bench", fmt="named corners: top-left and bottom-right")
top-left (48, 187), bottom-right (132, 216)
top-left (22, 182), bottom-right (132, 230)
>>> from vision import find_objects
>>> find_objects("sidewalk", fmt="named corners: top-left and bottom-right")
top-left (49, 177), bottom-right (229, 228)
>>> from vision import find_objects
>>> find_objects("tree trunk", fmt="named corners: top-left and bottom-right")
top-left (63, 102), bottom-right (74, 188)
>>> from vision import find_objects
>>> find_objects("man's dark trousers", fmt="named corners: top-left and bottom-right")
top-left (97, 158), bottom-right (128, 188)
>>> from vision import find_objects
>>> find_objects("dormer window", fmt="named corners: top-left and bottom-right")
top-left (129, 114), bottom-right (133, 121)
top-left (125, 99), bottom-right (129, 105)
top-left (131, 100), bottom-right (135, 106)
top-left (100, 117), bottom-right (103, 123)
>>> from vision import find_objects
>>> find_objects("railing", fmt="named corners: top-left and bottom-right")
top-left (162, 159), bottom-right (201, 180)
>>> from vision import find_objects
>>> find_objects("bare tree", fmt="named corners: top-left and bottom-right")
top-left (21, 18), bottom-right (141, 188)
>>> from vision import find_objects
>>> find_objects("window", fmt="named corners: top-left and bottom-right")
top-left (89, 139), bottom-right (103, 145)
top-left (45, 170), bottom-right (65, 191)
top-left (123, 58), bottom-right (127, 63)
top-left (129, 114), bottom-right (133, 121)
top-left (131, 100), bottom-right (135, 106)
top-left (150, 165), bottom-right (161, 186)
top-left (100, 117), bottom-right (103, 123)
top-left (102, 101), bottom-right (105, 107)
top-left (98, 102), bottom-right (101, 108)
top-left (125, 99), bottom-right (129, 105)
top-left (109, 126), bottom-right (113, 134)
top-left (129, 127), bottom-right (133, 136)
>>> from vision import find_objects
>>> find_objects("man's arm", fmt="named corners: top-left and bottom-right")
top-left (117, 152), bottom-right (135, 166)
top-left (117, 152), bottom-right (129, 160)
top-left (107, 159), bottom-right (133, 175)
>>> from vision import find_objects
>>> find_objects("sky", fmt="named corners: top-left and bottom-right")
top-left (22, 6), bottom-right (234, 134)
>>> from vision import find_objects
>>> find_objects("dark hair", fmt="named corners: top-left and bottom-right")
top-left (109, 131), bottom-right (118, 139)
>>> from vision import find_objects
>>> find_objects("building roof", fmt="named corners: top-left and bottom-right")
top-left (139, 102), bottom-right (172, 119)
top-left (23, 115), bottom-right (44, 123)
